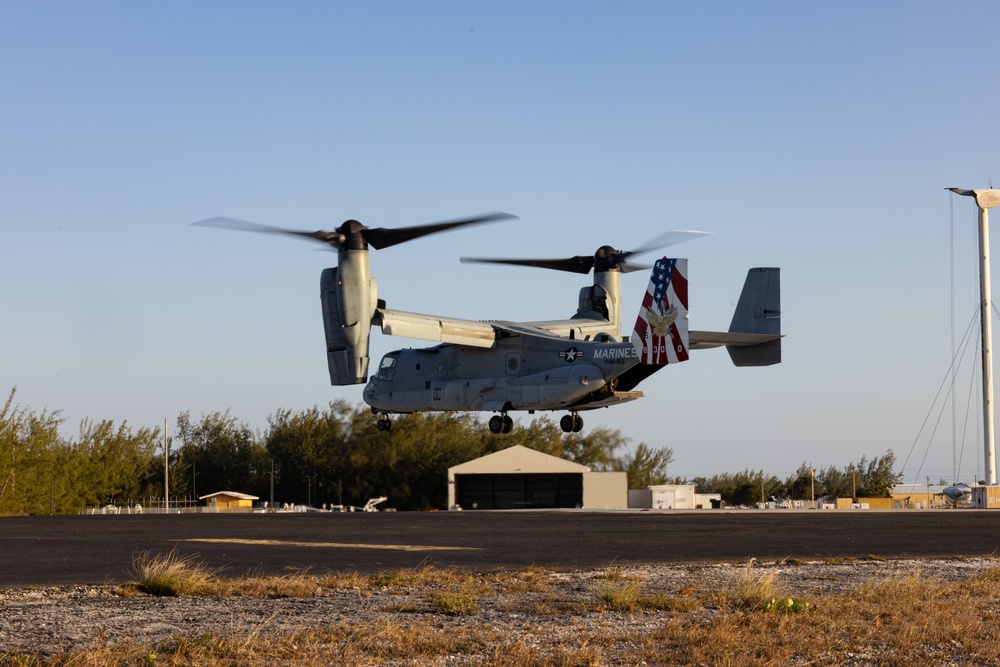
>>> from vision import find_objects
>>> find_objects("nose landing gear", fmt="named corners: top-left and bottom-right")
top-left (560, 412), bottom-right (584, 433)
top-left (375, 415), bottom-right (392, 432)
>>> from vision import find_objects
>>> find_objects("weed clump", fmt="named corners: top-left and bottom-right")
top-left (429, 590), bottom-right (481, 615)
top-left (710, 558), bottom-right (780, 612)
top-left (130, 549), bottom-right (216, 596)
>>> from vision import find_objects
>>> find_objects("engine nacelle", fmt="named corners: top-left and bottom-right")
top-left (320, 264), bottom-right (377, 385)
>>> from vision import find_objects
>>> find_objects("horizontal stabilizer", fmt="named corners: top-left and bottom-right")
top-left (689, 330), bottom-right (782, 350)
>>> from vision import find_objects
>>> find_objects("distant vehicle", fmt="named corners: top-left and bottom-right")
top-left (196, 214), bottom-right (781, 433)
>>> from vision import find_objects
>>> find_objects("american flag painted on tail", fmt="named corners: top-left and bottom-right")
top-left (631, 258), bottom-right (689, 365)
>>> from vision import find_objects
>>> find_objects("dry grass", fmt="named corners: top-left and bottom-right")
top-left (709, 558), bottom-right (780, 612)
top-left (128, 550), bottom-right (321, 598)
top-left (129, 549), bottom-right (217, 596)
top-left (130, 553), bottom-right (543, 600)
top-left (8, 557), bottom-right (1000, 666)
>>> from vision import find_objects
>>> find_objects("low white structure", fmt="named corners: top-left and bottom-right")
top-left (448, 445), bottom-right (627, 510)
top-left (628, 484), bottom-right (720, 509)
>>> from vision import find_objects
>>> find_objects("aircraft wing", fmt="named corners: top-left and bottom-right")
top-left (375, 309), bottom-right (617, 348)
top-left (375, 308), bottom-right (497, 348)
top-left (489, 320), bottom-right (600, 340)
top-left (522, 317), bottom-right (620, 340)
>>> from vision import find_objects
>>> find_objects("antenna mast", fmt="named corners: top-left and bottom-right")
top-left (164, 417), bottom-right (169, 511)
top-left (948, 187), bottom-right (1000, 485)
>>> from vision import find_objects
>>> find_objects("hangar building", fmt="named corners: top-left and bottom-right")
top-left (447, 445), bottom-right (627, 510)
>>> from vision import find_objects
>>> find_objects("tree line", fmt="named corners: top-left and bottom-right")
top-left (1, 387), bottom-right (900, 514)
top-left (682, 454), bottom-right (901, 507)
top-left (0, 389), bottom-right (674, 513)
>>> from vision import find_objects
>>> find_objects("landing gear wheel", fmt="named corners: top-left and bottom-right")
top-left (376, 417), bottom-right (392, 432)
top-left (572, 413), bottom-right (584, 432)
top-left (488, 415), bottom-right (504, 434)
top-left (502, 415), bottom-right (514, 433)
top-left (560, 414), bottom-right (575, 433)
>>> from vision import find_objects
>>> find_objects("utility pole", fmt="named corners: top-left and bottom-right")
top-left (163, 418), bottom-right (169, 513)
top-left (270, 459), bottom-right (275, 512)
top-left (947, 188), bottom-right (1000, 485)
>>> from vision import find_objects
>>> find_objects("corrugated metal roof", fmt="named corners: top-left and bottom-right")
top-left (449, 445), bottom-right (590, 474)
top-left (198, 491), bottom-right (260, 501)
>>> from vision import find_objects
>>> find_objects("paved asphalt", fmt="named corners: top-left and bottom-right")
top-left (2, 510), bottom-right (999, 586)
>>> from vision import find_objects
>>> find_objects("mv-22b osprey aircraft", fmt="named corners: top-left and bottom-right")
top-left (196, 213), bottom-right (781, 434)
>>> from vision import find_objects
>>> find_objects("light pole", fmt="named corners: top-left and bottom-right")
top-left (163, 418), bottom-right (169, 512)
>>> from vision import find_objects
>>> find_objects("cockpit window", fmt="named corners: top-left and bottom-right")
top-left (378, 353), bottom-right (398, 381)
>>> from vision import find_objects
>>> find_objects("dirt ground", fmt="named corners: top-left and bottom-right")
top-left (1, 557), bottom-right (994, 660)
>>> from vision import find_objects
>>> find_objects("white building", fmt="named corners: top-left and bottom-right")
top-left (628, 484), bottom-right (720, 509)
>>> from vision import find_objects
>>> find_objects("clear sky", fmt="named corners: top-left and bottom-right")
top-left (3, 1), bottom-right (1000, 484)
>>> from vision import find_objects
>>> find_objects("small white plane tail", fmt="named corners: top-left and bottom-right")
top-left (631, 258), bottom-right (689, 365)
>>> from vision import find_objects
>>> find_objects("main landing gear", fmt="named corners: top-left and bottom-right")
top-left (488, 413), bottom-right (514, 434)
top-left (560, 412), bottom-right (584, 433)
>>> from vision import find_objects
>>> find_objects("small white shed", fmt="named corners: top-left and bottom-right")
top-left (628, 484), bottom-right (714, 509)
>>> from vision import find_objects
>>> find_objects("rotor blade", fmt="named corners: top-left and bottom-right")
top-left (461, 230), bottom-right (712, 276)
top-left (193, 216), bottom-right (344, 249)
top-left (619, 262), bottom-right (653, 274)
top-left (460, 255), bottom-right (596, 275)
top-left (615, 230), bottom-right (713, 271)
top-left (622, 230), bottom-right (713, 260)
top-left (363, 212), bottom-right (516, 250)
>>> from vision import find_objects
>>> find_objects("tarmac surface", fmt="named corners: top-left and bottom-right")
top-left (2, 510), bottom-right (999, 587)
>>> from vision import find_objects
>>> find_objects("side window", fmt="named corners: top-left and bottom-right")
top-left (378, 354), bottom-right (398, 381)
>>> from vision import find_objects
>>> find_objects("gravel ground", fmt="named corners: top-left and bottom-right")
top-left (1, 557), bottom-right (996, 661)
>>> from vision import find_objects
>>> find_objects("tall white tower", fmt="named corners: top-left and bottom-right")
top-left (948, 188), bottom-right (1000, 485)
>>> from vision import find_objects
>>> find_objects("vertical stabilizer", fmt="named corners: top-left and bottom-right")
top-left (727, 267), bottom-right (780, 366)
top-left (632, 258), bottom-right (689, 365)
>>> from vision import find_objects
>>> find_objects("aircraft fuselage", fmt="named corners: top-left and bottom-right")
top-left (363, 333), bottom-right (641, 414)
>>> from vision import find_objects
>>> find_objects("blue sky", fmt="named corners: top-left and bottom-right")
top-left (3, 1), bottom-right (1000, 484)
